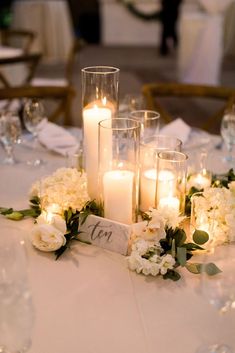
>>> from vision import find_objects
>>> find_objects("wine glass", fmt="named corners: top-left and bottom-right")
top-left (23, 98), bottom-right (46, 166)
top-left (196, 243), bottom-right (235, 353)
top-left (220, 108), bottom-right (235, 165)
top-left (0, 225), bottom-right (34, 353)
top-left (0, 112), bottom-right (22, 165)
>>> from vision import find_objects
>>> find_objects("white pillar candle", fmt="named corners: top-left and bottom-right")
top-left (83, 102), bottom-right (112, 199)
top-left (103, 170), bottom-right (134, 224)
top-left (140, 168), bottom-right (157, 211)
top-left (140, 169), bottom-right (175, 212)
top-left (158, 196), bottom-right (180, 213)
top-left (188, 173), bottom-right (211, 190)
top-left (157, 169), bottom-right (176, 200)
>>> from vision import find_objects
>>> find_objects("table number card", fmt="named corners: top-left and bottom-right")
top-left (79, 215), bottom-right (131, 255)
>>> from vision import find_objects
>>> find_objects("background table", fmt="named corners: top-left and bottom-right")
top-left (0, 130), bottom-right (234, 353)
top-left (0, 46), bottom-right (27, 86)
top-left (178, 0), bottom-right (233, 85)
top-left (11, 0), bottom-right (74, 62)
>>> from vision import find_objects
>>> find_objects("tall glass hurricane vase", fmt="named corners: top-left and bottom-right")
top-left (98, 118), bottom-right (140, 225)
top-left (82, 66), bottom-right (120, 200)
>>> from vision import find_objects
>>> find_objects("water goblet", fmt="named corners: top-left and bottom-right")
top-left (220, 108), bottom-right (235, 165)
top-left (196, 243), bottom-right (235, 353)
top-left (0, 225), bottom-right (34, 353)
top-left (0, 112), bottom-right (22, 165)
top-left (23, 98), bottom-right (46, 166)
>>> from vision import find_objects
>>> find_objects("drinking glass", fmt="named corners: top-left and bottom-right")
top-left (220, 109), bottom-right (235, 165)
top-left (23, 98), bottom-right (46, 166)
top-left (0, 112), bottom-right (22, 165)
top-left (0, 225), bottom-right (34, 353)
top-left (129, 110), bottom-right (160, 140)
top-left (196, 243), bottom-right (235, 353)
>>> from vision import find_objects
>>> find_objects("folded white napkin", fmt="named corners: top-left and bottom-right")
top-left (160, 118), bottom-right (191, 144)
top-left (38, 120), bottom-right (79, 156)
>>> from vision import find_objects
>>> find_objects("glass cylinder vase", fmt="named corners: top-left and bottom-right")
top-left (156, 150), bottom-right (188, 215)
top-left (82, 66), bottom-right (120, 200)
top-left (139, 135), bottom-right (182, 212)
top-left (98, 118), bottom-right (140, 225)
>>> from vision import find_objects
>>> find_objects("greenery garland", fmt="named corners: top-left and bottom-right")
top-left (117, 0), bottom-right (161, 21)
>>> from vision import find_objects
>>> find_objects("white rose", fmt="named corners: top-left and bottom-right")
top-left (37, 213), bottom-right (67, 233)
top-left (31, 224), bottom-right (66, 252)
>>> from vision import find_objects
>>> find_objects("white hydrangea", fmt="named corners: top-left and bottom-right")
top-left (30, 168), bottom-right (90, 212)
top-left (127, 238), bottom-right (175, 277)
top-left (193, 185), bottom-right (235, 246)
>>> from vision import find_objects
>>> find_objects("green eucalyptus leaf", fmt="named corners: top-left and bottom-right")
top-left (174, 228), bottom-right (187, 247)
top-left (5, 211), bottom-right (24, 221)
top-left (193, 230), bottom-right (209, 245)
top-left (163, 269), bottom-right (181, 281)
top-left (181, 243), bottom-right (204, 251)
top-left (177, 247), bottom-right (187, 266)
top-left (204, 262), bottom-right (222, 276)
top-left (0, 207), bottom-right (14, 215)
top-left (185, 262), bottom-right (202, 274)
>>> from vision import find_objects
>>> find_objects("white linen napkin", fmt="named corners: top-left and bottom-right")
top-left (160, 118), bottom-right (191, 144)
top-left (38, 120), bottom-right (79, 156)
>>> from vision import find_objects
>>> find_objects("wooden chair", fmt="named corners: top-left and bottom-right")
top-left (0, 53), bottom-right (42, 87)
top-left (0, 29), bottom-right (36, 53)
top-left (0, 85), bottom-right (76, 125)
top-left (142, 82), bottom-right (235, 133)
top-left (32, 37), bottom-right (86, 87)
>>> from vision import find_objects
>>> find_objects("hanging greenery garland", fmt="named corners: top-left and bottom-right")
top-left (118, 0), bottom-right (161, 21)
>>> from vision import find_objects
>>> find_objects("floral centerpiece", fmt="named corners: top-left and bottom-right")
top-left (1, 168), bottom-right (234, 281)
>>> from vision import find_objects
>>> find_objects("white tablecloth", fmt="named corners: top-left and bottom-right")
top-left (178, 0), bottom-right (233, 85)
top-left (11, 0), bottom-right (74, 62)
top-left (0, 129), bottom-right (234, 353)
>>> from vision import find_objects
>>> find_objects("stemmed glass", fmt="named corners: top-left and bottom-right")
top-left (23, 98), bottom-right (46, 166)
top-left (0, 225), bottom-right (34, 353)
top-left (0, 112), bottom-right (22, 165)
top-left (220, 108), bottom-right (235, 165)
top-left (197, 243), bottom-right (235, 353)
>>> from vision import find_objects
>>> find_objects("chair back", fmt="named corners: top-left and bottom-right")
top-left (142, 82), bottom-right (235, 133)
top-left (0, 53), bottom-right (42, 87)
top-left (0, 85), bottom-right (76, 125)
top-left (0, 29), bottom-right (36, 53)
top-left (65, 38), bottom-right (86, 85)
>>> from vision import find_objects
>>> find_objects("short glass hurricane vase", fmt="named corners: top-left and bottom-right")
top-left (98, 118), bottom-right (140, 225)
top-left (156, 150), bottom-right (188, 215)
top-left (81, 66), bottom-right (120, 200)
top-left (139, 135), bottom-right (182, 212)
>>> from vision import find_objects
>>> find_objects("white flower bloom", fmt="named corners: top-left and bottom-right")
top-left (193, 185), bottom-right (235, 246)
top-left (159, 254), bottom-right (175, 275)
top-left (31, 224), bottom-right (66, 252)
top-left (127, 252), bottom-right (144, 273)
top-left (132, 238), bottom-right (150, 255)
top-left (29, 168), bottom-right (90, 212)
top-left (37, 213), bottom-right (67, 234)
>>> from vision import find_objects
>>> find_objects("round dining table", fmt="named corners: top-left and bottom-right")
top-left (0, 128), bottom-right (234, 353)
